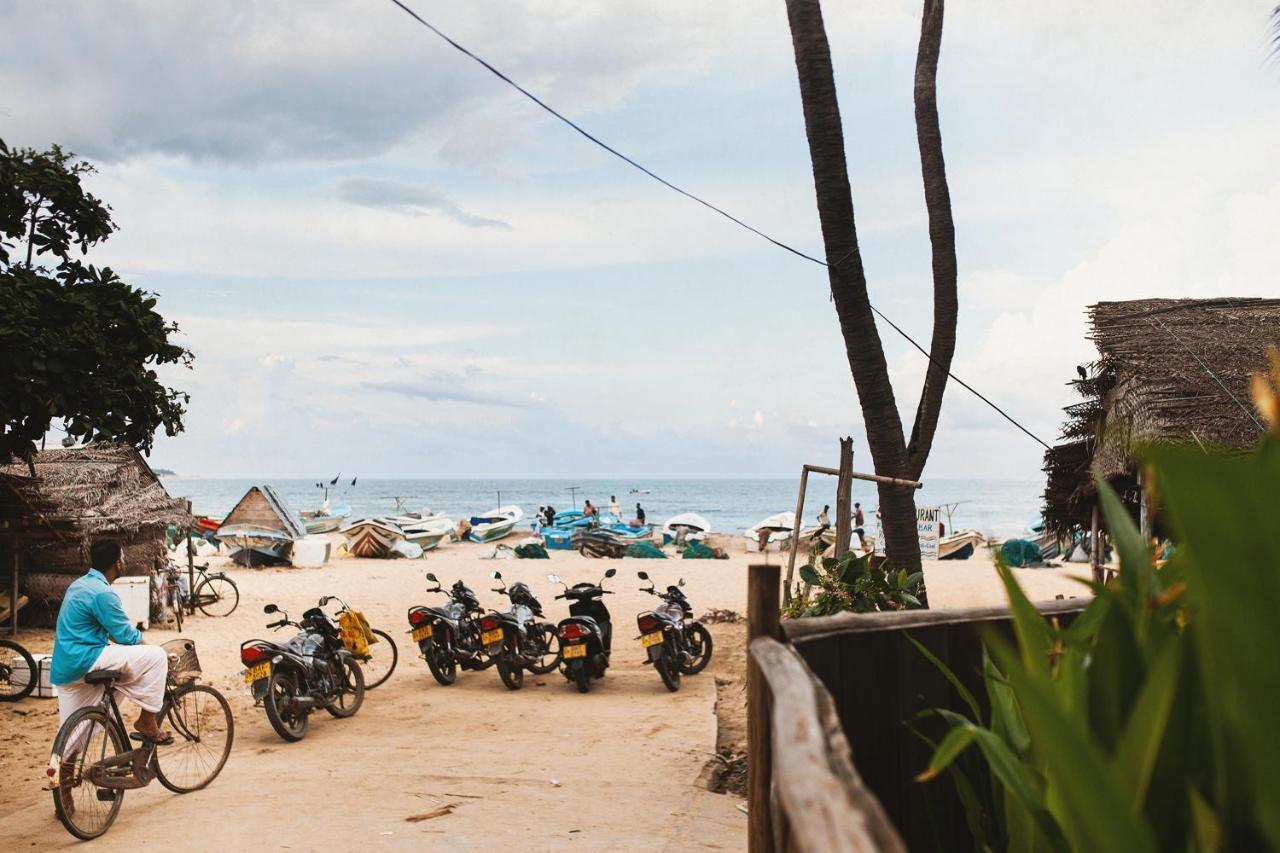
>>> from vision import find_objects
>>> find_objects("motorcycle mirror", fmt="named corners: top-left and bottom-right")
top-left (425, 572), bottom-right (438, 582)
top-left (263, 603), bottom-right (279, 614)
top-left (678, 578), bottom-right (686, 587)
top-left (637, 571), bottom-right (649, 580)
top-left (318, 595), bottom-right (331, 605)
top-left (491, 570), bottom-right (502, 580)
top-left (604, 568), bottom-right (617, 578)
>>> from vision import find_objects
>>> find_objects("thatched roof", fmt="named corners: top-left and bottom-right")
top-left (0, 442), bottom-right (191, 539)
top-left (1043, 297), bottom-right (1279, 534)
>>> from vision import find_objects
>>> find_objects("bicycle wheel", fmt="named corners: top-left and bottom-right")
top-left (360, 629), bottom-right (397, 689)
top-left (154, 684), bottom-right (235, 793)
top-left (325, 656), bottom-right (365, 718)
top-left (195, 574), bottom-right (239, 618)
top-left (168, 582), bottom-right (183, 632)
top-left (0, 638), bottom-right (37, 701)
top-left (51, 706), bottom-right (127, 840)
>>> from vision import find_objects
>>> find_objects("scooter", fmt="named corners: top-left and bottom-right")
top-left (406, 572), bottom-right (488, 686)
top-left (635, 571), bottom-right (714, 692)
top-left (481, 571), bottom-right (561, 690)
top-left (549, 568), bottom-right (616, 693)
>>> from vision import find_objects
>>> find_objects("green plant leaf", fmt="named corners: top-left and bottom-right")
top-left (907, 632), bottom-right (983, 722)
top-left (1112, 639), bottom-right (1182, 808)
top-left (798, 564), bottom-right (821, 586)
top-left (918, 725), bottom-right (976, 781)
top-left (994, 555), bottom-right (1054, 677)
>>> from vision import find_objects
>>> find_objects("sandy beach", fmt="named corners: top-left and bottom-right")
top-left (0, 538), bottom-right (1091, 851)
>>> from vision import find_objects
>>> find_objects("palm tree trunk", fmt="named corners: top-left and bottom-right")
top-left (784, 0), bottom-right (920, 572)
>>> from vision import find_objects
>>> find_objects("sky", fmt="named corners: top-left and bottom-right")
top-left (2, 1), bottom-right (1277, 480)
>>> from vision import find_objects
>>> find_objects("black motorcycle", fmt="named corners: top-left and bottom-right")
top-left (481, 571), bottom-right (561, 690)
top-left (240, 603), bottom-right (365, 742)
top-left (407, 573), bottom-right (488, 686)
top-left (635, 571), bottom-right (714, 692)
top-left (549, 568), bottom-right (616, 693)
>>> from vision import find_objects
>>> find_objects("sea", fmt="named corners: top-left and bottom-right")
top-left (161, 477), bottom-right (1044, 540)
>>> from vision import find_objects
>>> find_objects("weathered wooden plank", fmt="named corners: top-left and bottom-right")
top-left (748, 564), bottom-right (782, 852)
top-left (782, 598), bottom-right (1087, 643)
top-left (752, 637), bottom-right (907, 853)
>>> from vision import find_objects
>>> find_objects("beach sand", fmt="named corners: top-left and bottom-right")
top-left (0, 537), bottom-right (1090, 850)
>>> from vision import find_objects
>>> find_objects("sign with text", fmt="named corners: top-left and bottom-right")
top-left (872, 506), bottom-right (942, 559)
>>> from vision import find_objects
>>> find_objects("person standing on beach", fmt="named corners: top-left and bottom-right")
top-left (607, 495), bottom-right (621, 518)
top-left (635, 503), bottom-right (646, 525)
top-left (583, 500), bottom-right (598, 517)
top-left (853, 502), bottom-right (868, 551)
top-left (817, 505), bottom-right (831, 535)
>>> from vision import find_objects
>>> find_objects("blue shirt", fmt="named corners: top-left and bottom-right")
top-left (50, 569), bottom-right (143, 685)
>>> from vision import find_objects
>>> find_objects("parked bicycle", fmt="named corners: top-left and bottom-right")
top-left (157, 560), bottom-right (239, 630)
top-left (0, 636), bottom-right (37, 701)
top-left (318, 595), bottom-right (398, 689)
top-left (47, 639), bottom-right (234, 840)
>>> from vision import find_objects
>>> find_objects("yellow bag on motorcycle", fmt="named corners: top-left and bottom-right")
top-left (338, 609), bottom-right (376, 656)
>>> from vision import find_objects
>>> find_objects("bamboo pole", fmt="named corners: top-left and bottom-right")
top-left (748, 563), bottom-right (782, 853)
top-left (835, 437), bottom-right (853, 559)
top-left (783, 468), bottom-right (811, 607)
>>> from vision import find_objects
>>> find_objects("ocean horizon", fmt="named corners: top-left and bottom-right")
top-left (161, 476), bottom-right (1046, 540)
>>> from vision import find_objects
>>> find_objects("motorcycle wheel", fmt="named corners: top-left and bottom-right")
top-left (426, 643), bottom-right (457, 686)
top-left (656, 655), bottom-right (682, 692)
top-left (678, 623), bottom-right (714, 675)
top-left (325, 657), bottom-right (365, 718)
top-left (497, 651), bottom-right (524, 690)
top-left (264, 669), bottom-right (309, 742)
top-left (524, 624), bottom-right (560, 675)
top-left (572, 662), bottom-right (590, 694)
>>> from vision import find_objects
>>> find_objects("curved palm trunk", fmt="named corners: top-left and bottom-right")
top-left (784, 0), bottom-right (957, 573)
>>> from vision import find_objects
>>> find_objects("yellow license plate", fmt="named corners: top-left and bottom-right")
top-left (641, 631), bottom-right (664, 648)
top-left (562, 643), bottom-right (587, 659)
top-left (243, 662), bottom-right (269, 683)
top-left (412, 624), bottom-right (433, 642)
top-left (481, 628), bottom-right (503, 646)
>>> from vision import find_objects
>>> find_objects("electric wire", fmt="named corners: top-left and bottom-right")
top-left (386, 0), bottom-right (1052, 449)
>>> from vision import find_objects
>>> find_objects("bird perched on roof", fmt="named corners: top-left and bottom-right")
top-left (1076, 365), bottom-right (1088, 381)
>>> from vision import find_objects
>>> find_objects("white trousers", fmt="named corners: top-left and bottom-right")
top-left (57, 644), bottom-right (168, 726)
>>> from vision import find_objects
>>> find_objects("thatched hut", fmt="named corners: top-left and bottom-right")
top-left (0, 442), bottom-right (191, 627)
top-left (1043, 297), bottom-right (1279, 535)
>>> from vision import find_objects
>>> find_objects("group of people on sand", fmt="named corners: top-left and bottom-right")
top-left (580, 496), bottom-right (646, 528)
top-left (815, 502), bottom-right (869, 551)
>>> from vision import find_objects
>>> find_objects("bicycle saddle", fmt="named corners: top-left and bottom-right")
top-left (84, 669), bottom-right (123, 685)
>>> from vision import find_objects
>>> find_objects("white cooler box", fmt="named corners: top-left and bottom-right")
top-left (113, 575), bottom-right (150, 631)
top-left (10, 652), bottom-right (57, 698)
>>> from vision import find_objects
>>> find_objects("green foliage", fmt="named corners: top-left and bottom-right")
top-left (0, 139), bottom-right (191, 464)
top-left (782, 548), bottom-right (927, 618)
top-left (916, 437), bottom-right (1280, 851)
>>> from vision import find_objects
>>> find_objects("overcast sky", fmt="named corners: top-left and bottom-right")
top-left (3, 1), bottom-right (1277, 479)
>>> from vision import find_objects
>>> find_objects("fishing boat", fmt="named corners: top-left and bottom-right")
top-left (745, 511), bottom-right (796, 552)
top-left (468, 506), bottom-right (524, 543)
top-left (341, 517), bottom-right (407, 559)
top-left (394, 513), bottom-right (454, 551)
top-left (301, 501), bottom-right (351, 535)
top-left (938, 529), bottom-right (987, 560)
top-left (216, 485), bottom-right (307, 566)
top-left (662, 512), bottom-right (711, 544)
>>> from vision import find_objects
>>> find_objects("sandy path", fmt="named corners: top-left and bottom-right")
top-left (0, 537), bottom-right (1089, 849)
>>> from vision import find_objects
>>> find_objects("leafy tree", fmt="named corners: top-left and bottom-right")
top-left (0, 139), bottom-right (190, 467)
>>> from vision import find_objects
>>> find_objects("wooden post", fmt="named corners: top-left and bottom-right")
top-left (834, 437), bottom-right (853, 558)
top-left (1089, 504), bottom-right (1102, 585)
top-left (783, 467), bottom-right (811, 606)
top-left (748, 563), bottom-right (782, 853)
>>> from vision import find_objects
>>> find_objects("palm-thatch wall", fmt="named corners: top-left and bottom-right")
top-left (1043, 297), bottom-right (1279, 534)
top-left (0, 443), bottom-right (192, 596)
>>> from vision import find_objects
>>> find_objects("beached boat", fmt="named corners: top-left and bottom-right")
top-left (394, 513), bottom-right (454, 551)
top-left (468, 506), bottom-right (524, 543)
top-left (301, 501), bottom-right (351, 535)
top-left (217, 485), bottom-right (307, 566)
top-left (662, 512), bottom-right (711, 544)
top-left (341, 517), bottom-right (406, 558)
top-left (938, 529), bottom-right (987, 560)
top-left (745, 511), bottom-right (796, 552)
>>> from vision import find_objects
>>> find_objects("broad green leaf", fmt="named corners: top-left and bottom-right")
top-left (1187, 785), bottom-right (1222, 853)
top-left (994, 556), bottom-right (1054, 677)
top-left (918, 725), bottom-right (976, 781)
top-left (798, 564), bottom-right (820, 586)
top-left (907, 632), bottom-right (983, 722)
top-left (1113, 639), bottom-right (1182, 808)
top-left (1096, 477), bottom-right (1158, 639)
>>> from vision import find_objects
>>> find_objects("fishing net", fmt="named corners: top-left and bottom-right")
top-left (624, 542), bottom-right (667, 559)
top-left (1000, 539), bottom-right (1045, 568)
top-left (514, 543), bottom-right (550, 559)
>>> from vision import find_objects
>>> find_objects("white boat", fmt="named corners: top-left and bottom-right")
top-left (394, 513), bottom-right (454, 551)
top-left (341, 517), bottom-right (406, 559)
top-left (745, 511), bottom-right (796, 552)
top-left (468, 506), bottom-right (524, 543)
top-left (938, 529), bottom-right (987, 560)
top-left (662, 512), bottom-right (712, 542)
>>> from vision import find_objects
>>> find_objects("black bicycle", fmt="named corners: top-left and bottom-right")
top-left (0, 637), bottom-right (37, 701)
top-left (158, 560), bottom-right (240, 630)
top-left (48, 639), bottom-right (234, 840)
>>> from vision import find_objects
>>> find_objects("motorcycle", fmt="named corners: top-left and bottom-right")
top-left (481, 571), bottom-right (561, 690)
top-left (635, 571), bottom-right (714, 692)
top-left (240, 603), bottom-right (365, 742)
top-left (406, 573), bottom-right (488, 686)
top-left (549, 568), bottom-right (616, 693)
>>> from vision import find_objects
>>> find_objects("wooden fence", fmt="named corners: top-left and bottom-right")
top-left (747, 564), bottom-right (1087, 852)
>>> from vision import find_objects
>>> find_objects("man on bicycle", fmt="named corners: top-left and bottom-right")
top-left (52, 540), bottom-right (170, 750)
